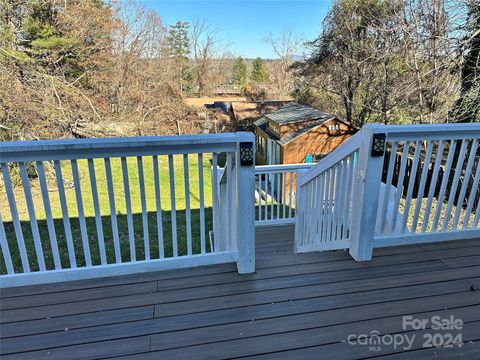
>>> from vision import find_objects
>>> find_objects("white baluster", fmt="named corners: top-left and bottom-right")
top-left (54, 160), bottom-right (76, 268)
top-left (19, 163), bottom-right (45, 271)
top-left (71, 160), bottom-right (92, 267)
top-left (36, 161), bottom-right (61, 269)
top-left (121, 157), bottom-right (136, 261)
top-left (88, 159), bottom-right (106, 265)
top-left (168, 154), bottom-right (178, 257)
top-left (105, 158), bottom-right (121, 263)
top-left (183, 154), bottom-right (192, 256)
top-left (432, 140), bottom-right (458, 231)
top-left (137, 156), bottom-right (150, 260)
top-left (0, 212), bottom-right (14, 274)
top-left (153, 155), bottom-right (164, 259)
top-left (422, 141), bottom-right (446, 232)
top-left (198, 154), bottom-right (206, 254)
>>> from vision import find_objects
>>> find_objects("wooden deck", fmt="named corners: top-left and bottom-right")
top-left (1, 224), bottom-right (479, 359)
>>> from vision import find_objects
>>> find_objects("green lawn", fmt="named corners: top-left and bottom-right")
top-left (0, 154), bottom-right (218, 273)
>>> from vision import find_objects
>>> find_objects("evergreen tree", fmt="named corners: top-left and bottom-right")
top-left (28, 1), bottom-right (108, 77)
top-left (0, 0), bottom-right (113, 142)
top-left (166, 21), bottom-right (191, 92)
top-left (232, 56), bottom-right (247, 87)
top-left (251, 57), bottom-right (268, 83)
top-left (166, 21), bottom-right (190, 60)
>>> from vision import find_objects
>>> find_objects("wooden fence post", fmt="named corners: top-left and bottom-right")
top-left (235, 132), bottom-right (256, 274)
top-left (349, 125), bottom-right (385, 261)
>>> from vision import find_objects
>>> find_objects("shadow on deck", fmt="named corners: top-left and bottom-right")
top-left (1, 224), bottom-right (479, 359)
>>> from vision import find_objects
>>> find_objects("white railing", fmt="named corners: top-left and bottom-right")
top-left (296, 123), bottom-right (480, 261)
top-left (370, 125), bottom-right (480, 251)
top-left (295, 132), bottom-right (361, 252)
top-left (254, 164), bottom-right (314, 226)
top-left (0, 133), bottom-right (255, 287)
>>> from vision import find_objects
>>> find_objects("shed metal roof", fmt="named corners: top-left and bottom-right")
top-left (254, 102), bottom-right (338, 145)
top-left (254, 116), bottom-right (334, 146)
top-left (264, 102), bottom-right (334, 125)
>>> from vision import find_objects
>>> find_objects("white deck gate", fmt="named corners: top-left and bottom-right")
top-left (295, 123), bottom-right (480, 260)
top-left (295, 132), bottom-right (361, 252)
top-left (255, 164), bottom-right (314, 226)
top-left (0, 133), bottom-right (255, 287)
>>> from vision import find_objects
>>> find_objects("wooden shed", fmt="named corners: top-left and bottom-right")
top-left (254, 102), bottom-right (357, 166)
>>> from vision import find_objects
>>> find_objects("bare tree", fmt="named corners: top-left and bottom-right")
top-left (0, 0), bottom-right (226, 142)
top-left (396, 0), bottom-right (461, 123)
top-left (111, 2), bottom-right (166, 122)
top-left (293, 0), bottom-right (473, 125)
top-left (190, 19), bottom-right (222, 96)
top-left (110, 2), bottom-right (201, 135)
top-left (265, 26), bottom-right (304, 98)
top-left (294, 1), bottom-right (406, 126)
top-left (452, 0), bottom-right (480, 122)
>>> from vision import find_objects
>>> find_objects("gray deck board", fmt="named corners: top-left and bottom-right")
top-left (141, 307), bottom-right (480, 359)
top-left (239, 320), bottom-right (480, 360)
top-left (0, 306), bottom-right (154, 338)
top-left (1, 224), bottom-right (479, 359)
top-left (0, 282), bottom-right (157, 311)
top-left (149, 296), bottom-right (480, 352)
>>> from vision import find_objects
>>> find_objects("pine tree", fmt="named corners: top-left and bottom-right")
top-left (166, 21), bottom-right (191, 92)
top-left (251, 57), bottom-right (268, 83)
top-left (166, 21), bottom-right (190, 60)
top-left (232, 56), bottom-right (247, 87)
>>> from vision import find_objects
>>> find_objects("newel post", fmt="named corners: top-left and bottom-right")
top-left (349, 125), bottom-right (386, 261)
top-left (235, 132), bottom-right (256, 274)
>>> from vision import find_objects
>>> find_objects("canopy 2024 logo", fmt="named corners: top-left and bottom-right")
top-left (344, 315), bottom-right (463, 352)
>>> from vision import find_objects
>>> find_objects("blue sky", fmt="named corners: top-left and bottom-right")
top-left (140, 0), bottom-right (332, 58)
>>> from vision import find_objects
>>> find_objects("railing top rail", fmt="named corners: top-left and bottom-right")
top-left (299, 131), bottom-right (362, 186)
top-left (0, 132), bottom-right (253, 163)
top-left (364, 123), bottom-right (480, 141)
top-left (0, 133), bottom-right (240, 153)
top-left (364, 123), bottom-right (480, 133)
top-left (254, 163), bottom-right (315, 173)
